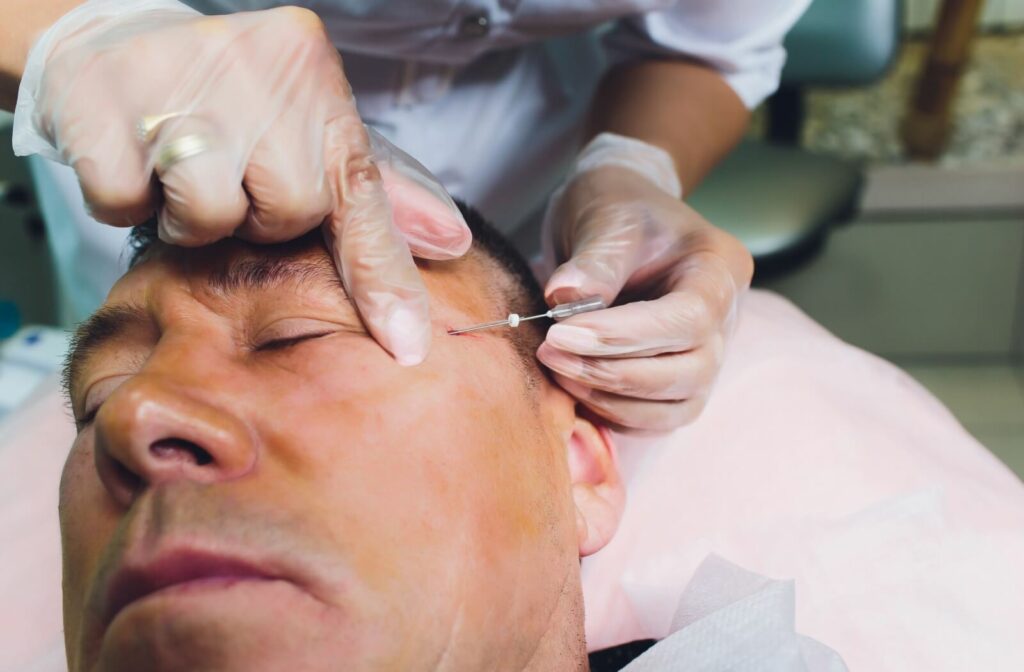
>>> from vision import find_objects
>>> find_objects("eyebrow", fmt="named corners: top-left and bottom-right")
top-left (204, 254), bottom-right (345, 296)
top-left (62, 304), bottom-right (151, 403)
top-left (63, 255), bottom-right (348, 404)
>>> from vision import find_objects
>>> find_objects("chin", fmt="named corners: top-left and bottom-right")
top-left (88, 579), bottom-right (353, 672)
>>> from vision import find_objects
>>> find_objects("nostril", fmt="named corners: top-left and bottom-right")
top-left (150, 438), bottom-right (214, 467)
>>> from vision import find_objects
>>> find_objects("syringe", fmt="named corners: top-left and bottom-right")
top-left (447, 295), bottom-right (606, 335)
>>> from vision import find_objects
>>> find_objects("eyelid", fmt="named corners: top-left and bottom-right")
top-left (252, 318), bottom-right (352, 350)
top-left (77, 375), bottom-right (130, 428)
top-left (79, 406), bottom-right (100, 427)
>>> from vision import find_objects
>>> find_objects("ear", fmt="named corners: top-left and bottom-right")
top-left (568, 416), bottom-right (624, 557)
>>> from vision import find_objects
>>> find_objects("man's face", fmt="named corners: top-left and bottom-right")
top-left (59, 234), bottom-right (609, 671)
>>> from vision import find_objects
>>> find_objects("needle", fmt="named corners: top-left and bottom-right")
top-left (447, 295), bottom-right (606, 335)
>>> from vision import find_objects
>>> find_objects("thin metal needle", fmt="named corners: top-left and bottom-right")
top-left (448, 296), bottom-right (606, 336)
top-left (447, 318), bottom-right (511, 335)
top-left (447, 311), bottom-right (551, 335)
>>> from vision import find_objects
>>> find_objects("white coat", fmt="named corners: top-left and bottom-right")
top-left (27, 0), bottom-right (809, 322)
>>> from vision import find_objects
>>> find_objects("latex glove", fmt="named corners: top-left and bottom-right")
top-left (13, 0), bottom-right (471, 365)
top-left (539, 133), bottom-right (754, 432)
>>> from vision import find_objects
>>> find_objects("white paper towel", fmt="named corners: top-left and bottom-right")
top-left (623, 555), bottom-right (847, 671)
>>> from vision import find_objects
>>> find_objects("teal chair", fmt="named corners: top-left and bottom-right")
top-left (687, 0), bottom-right (902, 279)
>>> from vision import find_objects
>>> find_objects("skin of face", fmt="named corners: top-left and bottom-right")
top-left (59, 233), bottom-right (624, 672)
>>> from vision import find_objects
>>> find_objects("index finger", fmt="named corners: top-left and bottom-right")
top-left (56, 87), bottom-right (158, 227)
top-left (544, 251), bottom-right (738, 358)
top-left (313, 53), bottom-right (435, 364)
top-left (323, 150), bottom-right (432, 366)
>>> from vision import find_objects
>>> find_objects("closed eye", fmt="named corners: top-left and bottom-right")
top-left (254, 331), bottom-right (336, 352)
top-left (78, 406), bottom-right (100, 428)
top-left (75, 374), bottom-right (133, 430)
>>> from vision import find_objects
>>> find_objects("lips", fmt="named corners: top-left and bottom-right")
top-left (104, 548), bottom-right (280, 624)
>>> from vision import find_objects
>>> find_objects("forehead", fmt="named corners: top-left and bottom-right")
top-left (115, 234), bottom-right (497, 320)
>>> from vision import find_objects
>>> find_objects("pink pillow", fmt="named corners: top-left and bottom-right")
top-left (582, 291), bottom-right (1024, 669)
top-left (0, 376), bottom-right (72, 672)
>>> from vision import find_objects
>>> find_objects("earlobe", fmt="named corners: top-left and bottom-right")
top-left (567, 417), bottom-right (624, 557)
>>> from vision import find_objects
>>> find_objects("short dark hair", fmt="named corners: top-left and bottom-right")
top-left (126, 202), bottom-right (549, 377)
top-left (453, 202), bottom-right (549, 370)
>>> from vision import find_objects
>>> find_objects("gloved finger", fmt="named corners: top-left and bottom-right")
top-left (543, 204), bottom-right (653, 307)
top-left (154, 114), bottom-right (249, 246)
top-left (158, 7), bottom-right (336, 246)
top-left (536, 339), bottom-right (722, 401)
top-left (371, 131), bottom-right (471, 261)
top-left (235, 95), bottom-right (333, 244)
top-left (544, 251), bottom-right (737, 358)
top-left (52, 88), bottom-right (157, 227)
top-left (544, 198), bottom-right (683, 307)
top-left (325, 120), bottom-right (431, 366)
top-left (551, 372), bottom-right (707, 433)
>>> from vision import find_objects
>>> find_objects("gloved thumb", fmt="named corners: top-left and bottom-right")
top-left (378, 162), bottom-right (471, 260)
top-left (544, 215), bottom-right (649, 308)
top-left (370, 129), bottom-right (471, 261)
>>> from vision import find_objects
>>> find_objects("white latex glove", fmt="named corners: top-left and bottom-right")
top-left (539, 133), bottom-right (754, 432)
top-left (13, 0), bottom-right (471, 365)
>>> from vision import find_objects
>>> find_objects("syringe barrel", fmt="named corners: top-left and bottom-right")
top-left (548, 295), bottom-right (607, 321)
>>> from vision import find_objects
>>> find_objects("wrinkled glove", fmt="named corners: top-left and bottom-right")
top-left (13, 0), bottom-right (470, 365)
top-left (540, 133), bottom-right (754, 432)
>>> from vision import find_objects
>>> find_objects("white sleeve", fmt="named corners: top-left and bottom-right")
top-left (603, 0), bottom-right (812, 109)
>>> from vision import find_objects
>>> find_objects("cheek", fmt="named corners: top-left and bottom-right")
top-left (257, 334), bottom-right (528, 462)
top-left (251, 338), bottom-right (573, 592)
top-left (59, 438), bottom-right (121, 639)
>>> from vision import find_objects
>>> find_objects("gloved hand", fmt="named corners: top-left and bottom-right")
top-left (13, 0), bottom-right (471, 365)
top-left (539, 133), bottom-right (754, 432)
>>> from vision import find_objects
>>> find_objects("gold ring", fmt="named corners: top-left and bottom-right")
top-left (136, 111), bottom-right (188, 143)
top-left (154, 134), bottom-right (211, 175)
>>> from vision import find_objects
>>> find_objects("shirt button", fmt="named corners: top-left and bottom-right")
top-left (458, 11), bottom-right (491, 39)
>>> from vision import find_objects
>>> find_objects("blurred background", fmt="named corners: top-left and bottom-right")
top-left (1, 0), bottom-right (1022, 472)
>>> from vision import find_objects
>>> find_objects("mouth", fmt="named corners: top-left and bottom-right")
top-left (104, 548), bottom-right (285, 624)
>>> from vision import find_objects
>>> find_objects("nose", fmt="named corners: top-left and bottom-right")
top-left (93, 375), bottom-right (257, 506)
